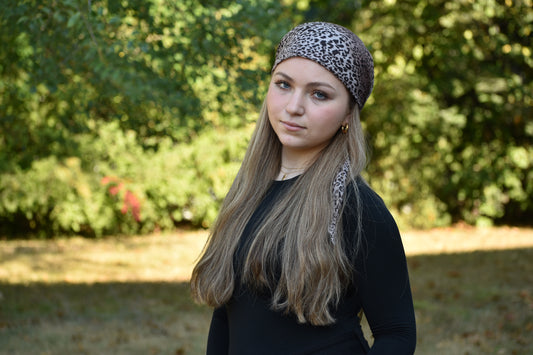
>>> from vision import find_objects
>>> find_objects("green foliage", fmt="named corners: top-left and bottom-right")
top-left (0, 0), bottom-right (289, 166)
top-left (0, 1), bottom-right (287, 236)
top-left (0, 0), bottom-right (531, 236)
top-left (0, 156), bottom-right (114, 237)
top-left (352, 0), bottom-right (533, 228)
top-left (0, 121), bottom-right (250, 237)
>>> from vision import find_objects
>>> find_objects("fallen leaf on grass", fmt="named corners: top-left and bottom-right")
top-left (505, 312), bottom-right (516, 321)
top-left (525, 322), bottom-right (533, 332)
top-left (446, 270), bottom-right (461, 278)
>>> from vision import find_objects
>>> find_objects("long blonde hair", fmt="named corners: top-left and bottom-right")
top-left (190, 100), bottom-right (368, 325)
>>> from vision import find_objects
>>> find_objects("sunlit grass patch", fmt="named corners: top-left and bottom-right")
top-left (0, 230), bottom-right (208, 284)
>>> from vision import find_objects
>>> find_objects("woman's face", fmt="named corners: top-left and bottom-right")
top-left (267, 57), bottom-right (352, 163)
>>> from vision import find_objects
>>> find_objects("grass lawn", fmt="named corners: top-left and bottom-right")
top-left (1, 227), bottom-right (532, 354)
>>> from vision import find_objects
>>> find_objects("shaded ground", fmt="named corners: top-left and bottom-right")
top-left (1, 227), bottom-right (532, 354)
top-left (0, 282), bottom-right (211, 354)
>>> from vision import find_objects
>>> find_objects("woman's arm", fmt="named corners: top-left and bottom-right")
top-left (355, 187), bottom-right (417, 354)
top-left (206, 306), bottom-right (229, 355)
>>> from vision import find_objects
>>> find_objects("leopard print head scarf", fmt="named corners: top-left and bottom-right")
top-left (272, 22), bottom-right (374, 110)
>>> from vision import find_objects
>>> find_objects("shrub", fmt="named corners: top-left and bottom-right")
top-left (0, 122), bottom-right (250, 237)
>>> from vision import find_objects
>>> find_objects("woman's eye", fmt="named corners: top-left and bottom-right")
top-left (276, 81), bottom-right (290, 89)
top-left (313, 91), bottom-right (328, 100)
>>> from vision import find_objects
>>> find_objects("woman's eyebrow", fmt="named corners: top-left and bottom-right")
top-left (273, 71), bottom-right (293, 81)
top-left (307, 81), bottom-right (336, 90)
top-left (274, 71), bottom-right (336, 90)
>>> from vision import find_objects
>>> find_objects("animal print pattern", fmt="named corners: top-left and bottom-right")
top-left (272, 22), bottom-right (374, 110)
top-left (328, 159), bottom-right (350, 243)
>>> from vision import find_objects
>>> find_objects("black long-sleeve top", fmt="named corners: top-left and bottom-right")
top-left (206, 177), bottom-right (416, 354)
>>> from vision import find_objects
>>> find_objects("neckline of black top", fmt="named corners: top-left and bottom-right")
top-left (272, 175), bottom-right (301, 184)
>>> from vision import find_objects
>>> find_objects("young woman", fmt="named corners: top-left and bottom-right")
top-left (191, 22), bottom-right (416, 354)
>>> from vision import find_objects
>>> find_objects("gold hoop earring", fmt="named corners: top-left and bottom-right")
top-left (341, 124), bottom-right (349, 134)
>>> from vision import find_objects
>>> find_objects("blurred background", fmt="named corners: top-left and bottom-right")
top-left (1, 0), bottom-right (531, 237)
top-left (1, 2), bottom-right (532, 354)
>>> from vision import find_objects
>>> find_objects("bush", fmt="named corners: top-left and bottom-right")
top-left (0, 122), bottom-right (250, 237)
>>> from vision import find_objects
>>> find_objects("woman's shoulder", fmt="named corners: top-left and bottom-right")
top-left (344, 178), bottom-right (403, 261)
top-left (346, 178), bottom-right (393, 224)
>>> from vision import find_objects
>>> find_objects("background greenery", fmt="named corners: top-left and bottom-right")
top-left (1, 0), bottom-right (531, 237)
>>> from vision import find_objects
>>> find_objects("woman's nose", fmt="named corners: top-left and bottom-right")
top-left (285, 91), bottom-right (305, 116)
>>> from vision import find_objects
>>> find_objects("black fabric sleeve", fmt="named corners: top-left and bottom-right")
top-left (352, 185), bottom-right (417, 354)
top-left (206, 306), bottom-right (229, 355)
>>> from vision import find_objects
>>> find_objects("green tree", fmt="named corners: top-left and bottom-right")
top-left (1, 0), bottom-right (531, 236)
top-left (0, 0), bottom-right (291, 236)
top-left (358, 0), bottom-right (532, 226)
top-left (290, 0), bottom-right (532, 227)
top-left (0, 0), bottom-right (289, 167)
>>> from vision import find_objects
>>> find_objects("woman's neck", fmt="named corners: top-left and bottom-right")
top-left (277, 166), bottom-right (306, 181)
top-left (276, 150), bottom-right (316, 181)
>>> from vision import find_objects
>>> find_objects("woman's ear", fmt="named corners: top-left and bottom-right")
top-left (342, 112), bottom-right (350, 127)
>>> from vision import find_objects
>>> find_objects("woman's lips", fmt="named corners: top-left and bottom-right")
top-left (281, 121), bottom-right (305, 132)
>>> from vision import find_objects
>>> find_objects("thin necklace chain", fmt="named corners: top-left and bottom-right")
top-left (280, 165), bottom-right (307, 171)
top-left (280, 166), bottom-right (306, 180)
